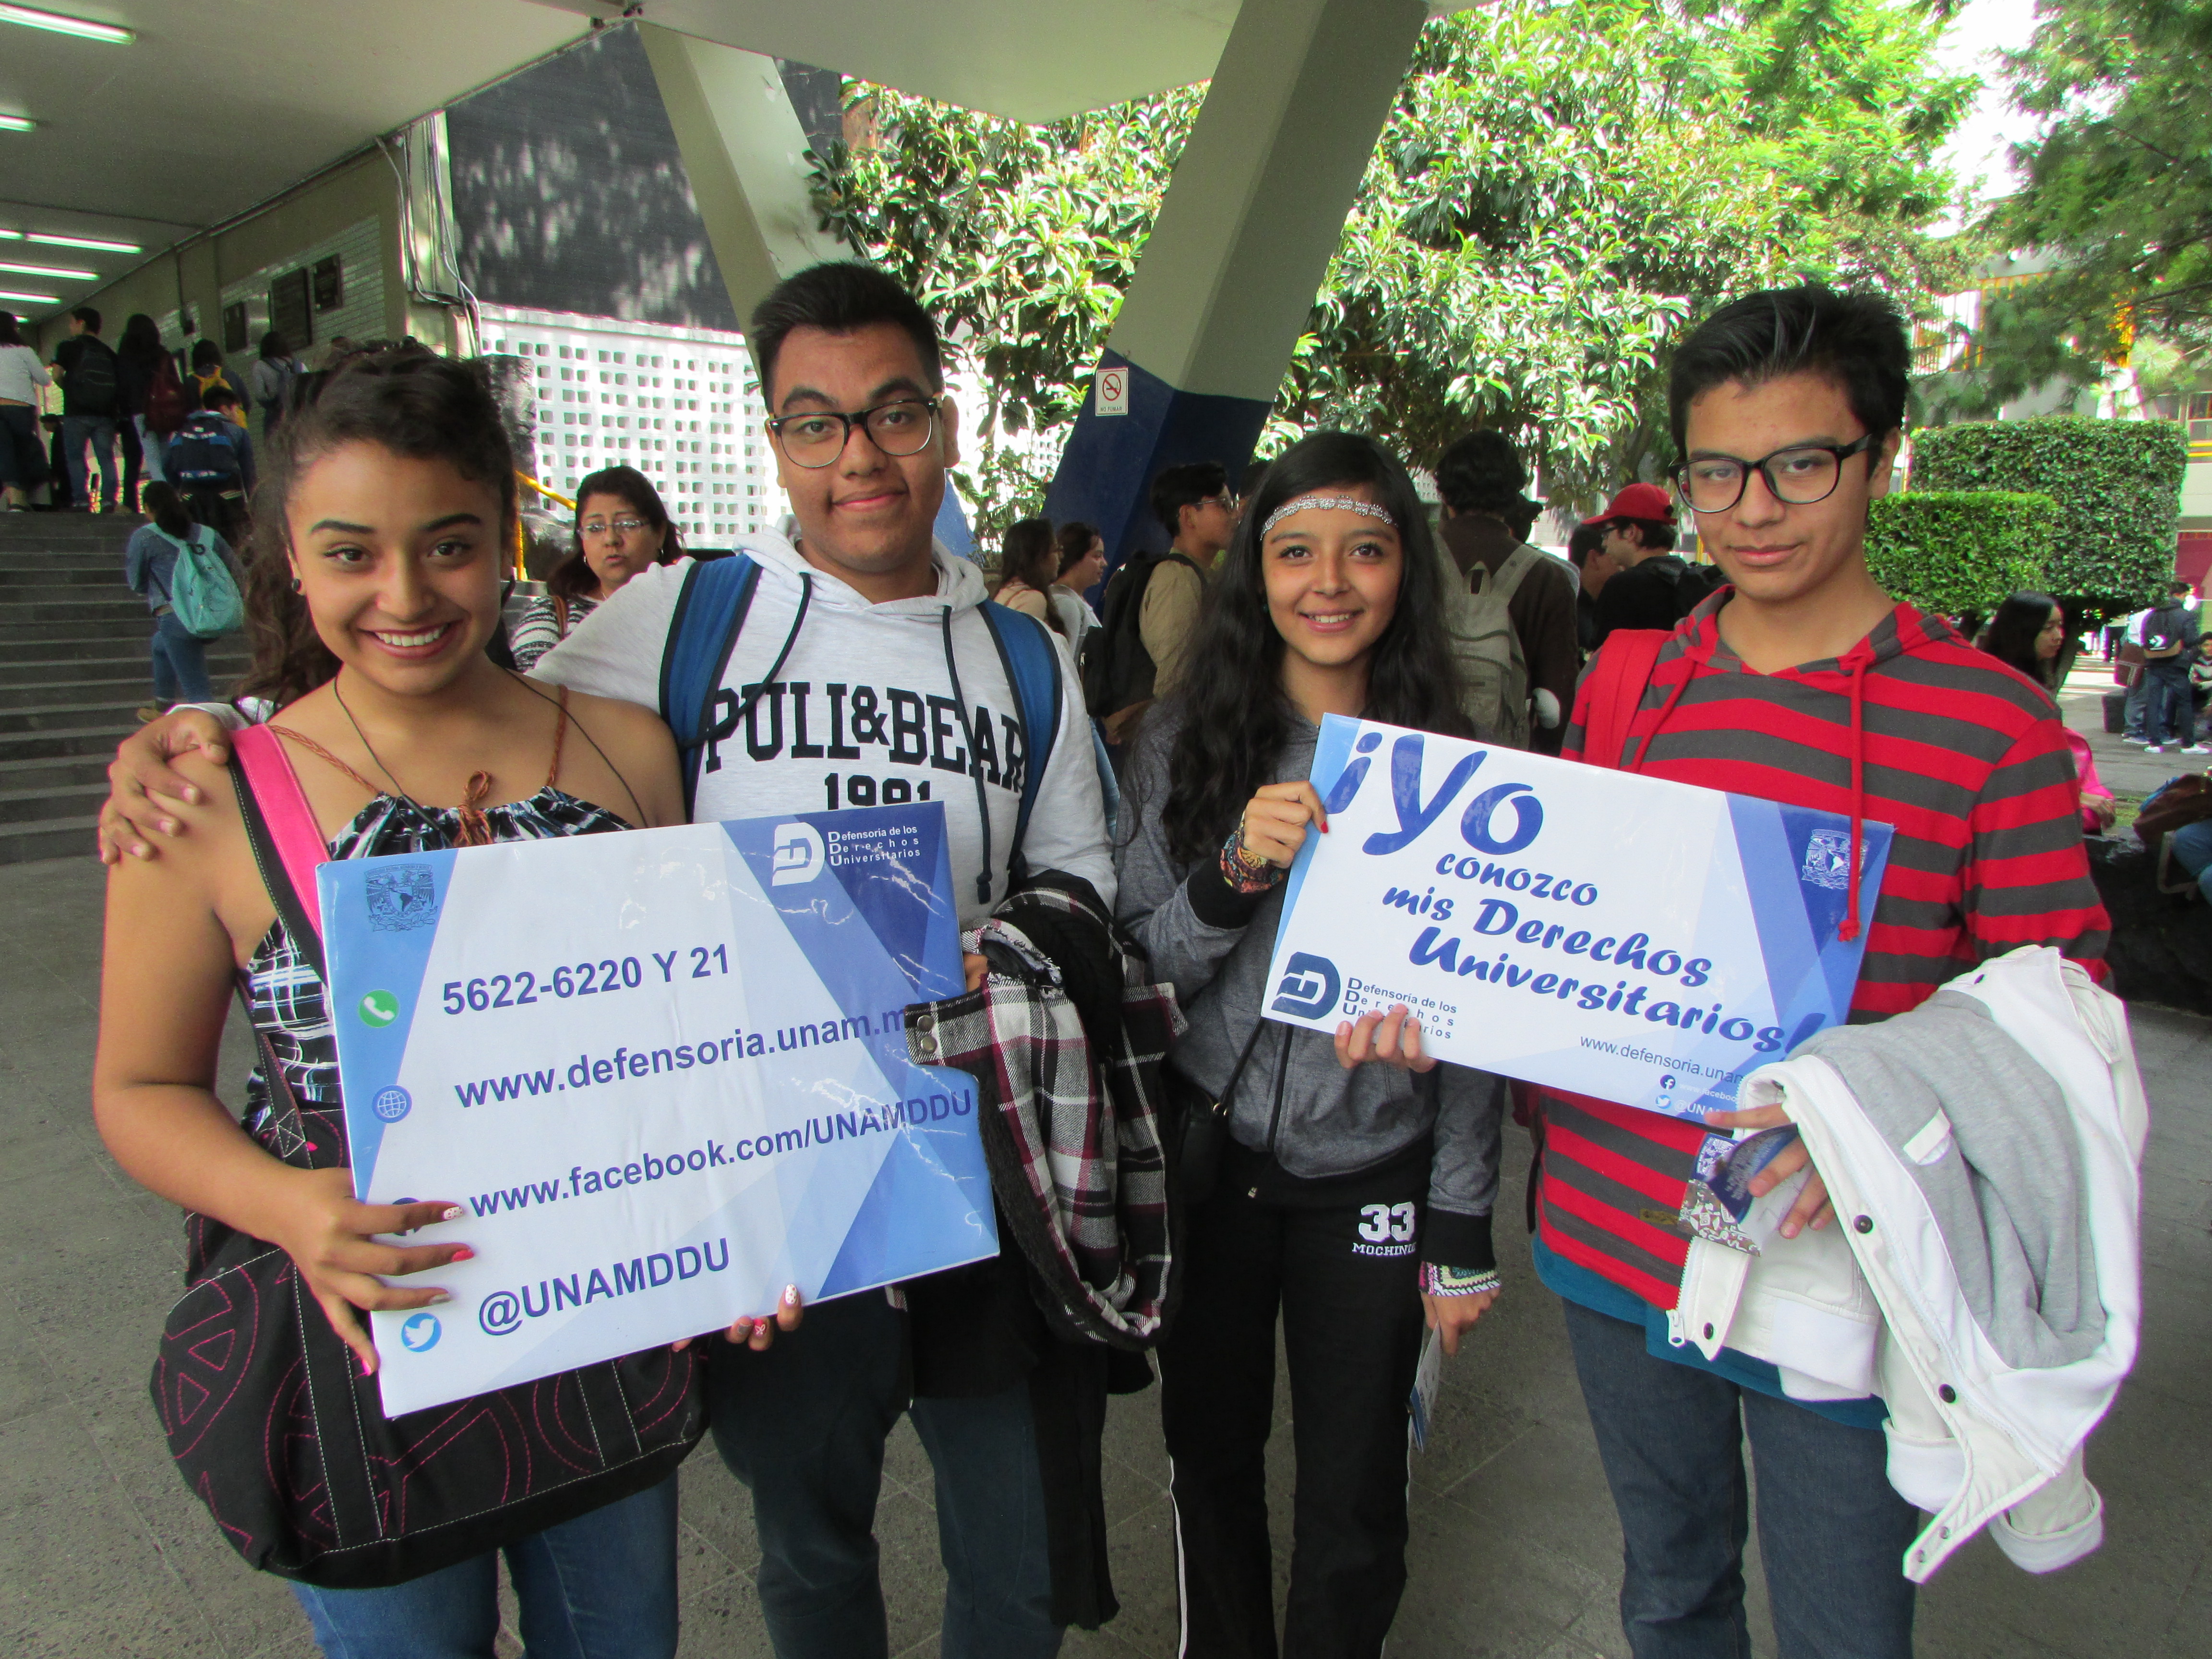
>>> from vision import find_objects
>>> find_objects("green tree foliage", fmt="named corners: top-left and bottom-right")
top-left (1908, 416), bottom-right (2188, 619)
top-left (1864, 490), bottom-right (2056, 615)
top-left (812, 0), bottom-right (1971, 525)
top-left (1967, 0), bottom-right (2212, 406)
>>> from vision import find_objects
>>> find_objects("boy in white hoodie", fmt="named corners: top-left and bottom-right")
top-left (99, 264), bottom-right (1112, 1659)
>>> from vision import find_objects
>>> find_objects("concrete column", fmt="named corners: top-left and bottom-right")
top-left (637, 22), bottom-right (845, 324)
top-left (1044, 0), bottom-right (1427, 567)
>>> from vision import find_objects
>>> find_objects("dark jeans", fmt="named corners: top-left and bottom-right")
top-left (61, 414), bottom-right (118, 511)
top-left (708, 1290), bottom-right (1060, 1659)
top-left (288, 1474), bottom-right (678, 1659)
top-left (149, 611), bottom-right (212, 703)
top-left (118, 413), bottom-right (144, 513)
top-left (1159, 1170), bottom-right (1428, 1659)
top-left (1563, 1298), bottom-right (1920, 1659)
top-left (2145, 665), bottom-right (2196, 747)
top-left (0, 404), bottom-right (40, 491)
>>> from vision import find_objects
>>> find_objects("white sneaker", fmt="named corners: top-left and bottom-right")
top-left (2145, 745), bottom-right (2166, 754)
top-left (2125, 735), bottom-right (2151, 745)
top-left (2184, 745), bottom-right (2212, 756)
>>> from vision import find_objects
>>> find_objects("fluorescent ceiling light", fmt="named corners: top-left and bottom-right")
top-left (0, 6), bottom-right (133, 45)
top-left (0, 114), bottom-right (34, 132)
top-left (0, 289), bottom-right (60, 305)
top-left (26, 230), bottom-right (139, 252)
top-left (0, 259), bottom-right (95, 280)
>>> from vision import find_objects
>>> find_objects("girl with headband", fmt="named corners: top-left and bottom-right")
top-left (1115, 430), bottom-right (1506, 1656)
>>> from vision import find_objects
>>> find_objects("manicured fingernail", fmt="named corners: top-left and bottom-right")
top-left (449, 1247), bottom-right (474, 1262)
top-left (783, 1284), bottom-right (800, 1306)
top-left (182, 786), bottom-right (200, 804)
top-left (359, 1353), bottom-right (374, 1376)
top-left (159, 821), bottom-right (177, 835)
top-left (441, 1206), bottom-right (466, 1222)
top-left (426, 1292), bottom-right (452, 1305)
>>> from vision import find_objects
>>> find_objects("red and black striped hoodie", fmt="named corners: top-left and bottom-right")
top-left (1538, 594), bottom-right (2111, 1311)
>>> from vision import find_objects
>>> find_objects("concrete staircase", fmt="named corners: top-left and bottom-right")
top-left (0, 513), bottom-right (248, 864)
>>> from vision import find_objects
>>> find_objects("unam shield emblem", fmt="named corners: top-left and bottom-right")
top-left (1800, 829), bottom-right (1851, 892)
top-left (367, 866), bottom-right (436, 931)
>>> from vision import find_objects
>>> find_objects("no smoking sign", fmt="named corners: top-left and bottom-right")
top-left (1096, 366), bottom-right (1129, 417)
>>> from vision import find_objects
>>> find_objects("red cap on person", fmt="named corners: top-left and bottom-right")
top-left (1581, 481), bottom-right (1676, 528)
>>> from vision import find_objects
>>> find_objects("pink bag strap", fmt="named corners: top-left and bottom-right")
top-left (232, 723), bottom-right (325, 943)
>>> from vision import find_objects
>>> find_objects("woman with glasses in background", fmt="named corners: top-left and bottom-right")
top-left (511, 466), bottom-right (684, 669)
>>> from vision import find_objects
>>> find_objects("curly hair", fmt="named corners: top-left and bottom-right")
top-left (1143, 431), bottom-right (1474, 866)
top-left (239, 347), bottom-right (517, 709)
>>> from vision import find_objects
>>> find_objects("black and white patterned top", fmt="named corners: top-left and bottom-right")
top-left (509, 592), bottom-right (600, 671)
top-left (241, 787), bottom-right (630, 1133)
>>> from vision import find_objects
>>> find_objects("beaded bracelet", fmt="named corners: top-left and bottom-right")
top-left (1421, 1263), bottom-right (1502, 1298)
top-left (1220, 823), bottom-right (1287, 896)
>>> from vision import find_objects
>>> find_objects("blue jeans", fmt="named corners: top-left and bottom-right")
top-left (61, 414), bottom-right (118, 510)
top-left (708, 1290), bottom-right (1061, 1659)
top-left (150, 611), bottom-right (211, 703)
top-left (2125, 672), bottom-right (2147, 737)
top-left (288, 1475), bottom-right (679, 1659)
top-left (1563, 1298), bottom-right (1919, 1659)
top-left (2145, 665), bottom-right (2196, 747)
top-left (2169, 819), bottom-right (2212, 904)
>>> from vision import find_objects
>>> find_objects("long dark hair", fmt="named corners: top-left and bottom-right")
top-left (119, 313), bottom-right (163, 365)
top-left (240, 348), bottom-right (517, 708)
top-left (1150, 431), bottom-right (1473, 866)
top-left (0, 310), bottom-right (18, 347)
top-left (143, 481), bottom-right (192, 540)
top-left (1054, 520), bottom-right (1098, 579)
top-left (1982, 590), bottom-right (2062, 689)
top-left (999, 516), bottom-right (1057, 592)
top-left (546, 466), bottom-right (682, 601)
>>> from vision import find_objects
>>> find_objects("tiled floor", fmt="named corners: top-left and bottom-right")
top-left (3, 853), bottom-right (2205, 1657)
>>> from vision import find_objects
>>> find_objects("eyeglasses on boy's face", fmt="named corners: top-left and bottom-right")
top-left (1675, 433), bottom-right (1878, 515)
top-left (767, 397), bottom-right (940, 468)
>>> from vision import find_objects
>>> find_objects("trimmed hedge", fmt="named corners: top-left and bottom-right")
top-left (1910, 417), bottom-right (2187, 623)
top-left (1864, 491), bottom-right (2056, 616)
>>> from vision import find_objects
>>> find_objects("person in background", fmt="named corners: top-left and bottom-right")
top-left (1569, 521), bottom-right (1613, 658)
top-left (249, 330), bottom-right (300, 437)
top-left (1051, 520), bottom-right (1106, 653)
top-left (122, 482), bottom-right (231, 718)
top-left (51, 305), bottom-right (123, 513)
top-left (510, 466), bottom-right (683, 670)
top-left (168, 384), bottom-right (256, 544)
top-left (190, 339), bottom-right (244, 418)
top-left (1982, 590), bottom-right (2117, 832)
top-left (115, 313), bottom-right (170, 513)
top-left (992, 515), bottom-right (1060, 631)
top-left (1117, 431), bottom-right (1503, 1658)
top-left (1140, 460), bottom-right (1236, 697)
top-left (1433, 429), bottom-right (1580, 753)
top-left (0, 308), bottom-right (51, 511)
top-left (2139, 584), bottom-right (2205, 756)
top-left (1549, 283), bottom-right (2109, 1659)
top-left (1585, 481), bottom-right (1717, 645)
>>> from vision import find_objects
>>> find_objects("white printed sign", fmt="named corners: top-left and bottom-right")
top-left (1265, 718), bottom-right (1891, 1118)
top-left (321, 804), bottom-right (995, 1416)
top-left (1096, 365), bottom-right (1129, 416)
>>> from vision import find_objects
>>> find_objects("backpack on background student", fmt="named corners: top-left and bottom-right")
top-left (148, 520), bottom-right (245, 639)
top-left (2140, 604), bottom-right (2194, 661)
top-left (1080, 547), bottom-right (1199, 720)
top-left (1440, 540), bottom-right (1540, 749)
top-left (144, 354), bottom-right (191, 437)
top-left (66, 337), bottom-right (120, 417)
top-left (165, 409), bottom-right (245, 486)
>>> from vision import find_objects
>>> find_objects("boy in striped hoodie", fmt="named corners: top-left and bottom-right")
top-left (1540, 284), bottom-right (2109, 1658)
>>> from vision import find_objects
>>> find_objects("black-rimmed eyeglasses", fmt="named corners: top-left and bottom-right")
top-left (1675, 433), bottom-right (1877, 515)
top-left (767, 397), bottom-right (940, 468)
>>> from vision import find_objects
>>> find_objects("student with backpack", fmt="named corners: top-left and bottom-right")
top-left (50, 305), bottom-right (122, 512)
top-left (1116, 431), bottom-right (1505, 1658)
top-left (92, 347), bottom-right (706, 1657)
top-left (168, 383), bottom-right (257, 543)
top-left (1542, 284), bottom-right (2109, 1659)
top-left (122, 482), bottom-right (242, 715)
top-left (1585, 481), bottom-right (1726, 645)
top-left (2138, 588), bottom-right (2204, 755)
top-left (99, 263), bottom-right (1115, 1659)
top-left (1434, 428), bottom-right (1577, 750)
top-left (1084, 462), bottom-right (1236, 745)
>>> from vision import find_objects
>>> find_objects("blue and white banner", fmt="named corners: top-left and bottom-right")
top-left (1264, 717), bottom-right (1891, 1119)
top-left (320, 803), bottom-right (995, 1417)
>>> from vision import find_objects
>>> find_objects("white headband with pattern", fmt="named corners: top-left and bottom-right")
top-left (1260, 493), bottom-right (1396, 541)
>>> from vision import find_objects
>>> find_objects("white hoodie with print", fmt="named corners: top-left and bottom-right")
top-left (529, 535), bottom-right (1115, 926)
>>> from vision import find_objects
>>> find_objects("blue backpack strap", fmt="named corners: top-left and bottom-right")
top-left (658, 554), bottom-right (761, 815)
top-left (979, 603), bottom-right (1063, 880)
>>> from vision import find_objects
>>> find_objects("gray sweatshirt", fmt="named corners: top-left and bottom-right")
top-left (1115, 706), bottom-right (1503, 1269)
